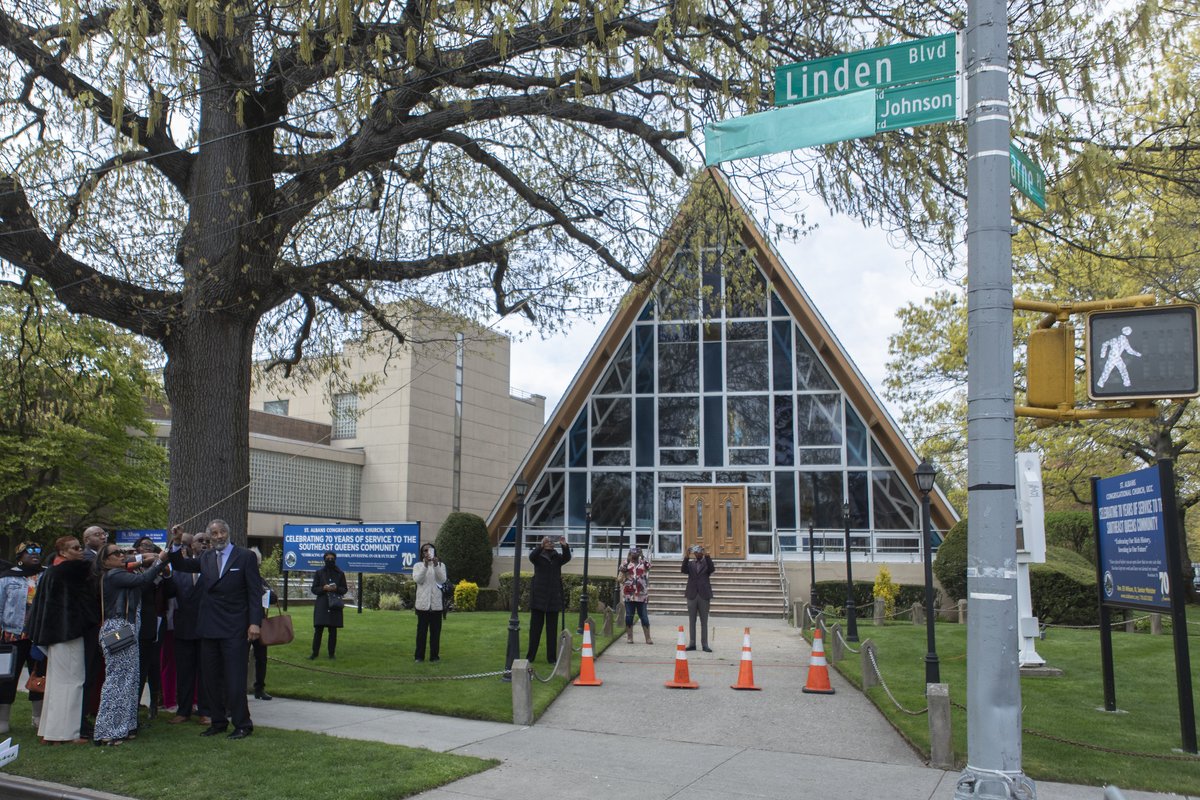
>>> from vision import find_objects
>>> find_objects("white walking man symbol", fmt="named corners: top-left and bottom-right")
top-left (1096, 326), bottom-right (1142, 388)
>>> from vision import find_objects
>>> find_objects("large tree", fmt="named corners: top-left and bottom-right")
top-left (0, 277), bottom-right (166, 546)
top-left (0, 0), bottom-right (1113, 540)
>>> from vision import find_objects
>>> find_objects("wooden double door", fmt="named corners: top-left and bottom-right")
top-left (682, 486), bottom-right (746, 559)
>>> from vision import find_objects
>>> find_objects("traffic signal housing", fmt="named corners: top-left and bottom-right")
top-left (1026, 325), bottom-right (1074, 409)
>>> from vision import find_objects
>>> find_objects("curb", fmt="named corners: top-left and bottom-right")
top-left (0, 774), bottom-right (135, 800)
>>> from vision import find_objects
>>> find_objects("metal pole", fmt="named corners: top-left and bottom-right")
top-left (578, 503), bottom-right (592, 633)
top-left (504, 481), bottom-right (527, 680)
top-left (843, 502), bottom-right (858, 642)
top-left (921, 490), bottom-right (940, 684)
top-left (808, 520), bottom-right (817, 604)
top-left (956, 0), bottom-right (1032, 795)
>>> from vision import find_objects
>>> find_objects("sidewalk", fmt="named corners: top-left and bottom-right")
top-left (249, 617), bottom-right (1191, 800)
top-left (2, 617), bottom-right (1192, 800)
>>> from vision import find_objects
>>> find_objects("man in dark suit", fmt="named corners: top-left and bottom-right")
top-left (168, 530), bottom-right (210, 725)
top-left (168, 519), bottom-right (263, 740)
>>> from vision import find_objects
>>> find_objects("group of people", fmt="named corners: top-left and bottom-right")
top-left (520, 537), bottom-right (717, 660)
top-left (0, 520), bottom-right (270, 747)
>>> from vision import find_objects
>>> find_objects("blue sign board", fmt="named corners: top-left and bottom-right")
top-left (1095, 466), bottom-right (1172, 610)
top-left (113, 529), bottom-right (168, 549)
top-left (282, 523), bottom-right (421, 574)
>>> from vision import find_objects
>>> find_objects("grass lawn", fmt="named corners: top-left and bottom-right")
top-left (0, 704), bottom-right (494, 799)
top-left (823, 608), bottom-right (1200, 795)
top-left (264, 607), bottom-right (622, 721)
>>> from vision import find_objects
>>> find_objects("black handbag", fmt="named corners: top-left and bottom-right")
top-left (99, 573), bottom-right (138, 657)
top-left (326, 593), bottom-right (345, 610)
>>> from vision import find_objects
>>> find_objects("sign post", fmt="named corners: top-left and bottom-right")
top-left (1091, 461), bottom-right (1197, 753)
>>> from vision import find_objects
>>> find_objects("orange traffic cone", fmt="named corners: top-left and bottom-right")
top-left (665, 625), bottom-right (699, 689)
top-left (730, 627), bottom-right (761, 690)
top-left (573, 622), bottom-right (602, 686)
top-left (802, 627), bottom-right (835, 695)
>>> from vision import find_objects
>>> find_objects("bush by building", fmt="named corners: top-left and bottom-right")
top-left (434, 512), bottom-right (493, 586)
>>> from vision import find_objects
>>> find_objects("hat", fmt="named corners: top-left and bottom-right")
top-left (15, 541), bottom-right (40, 557)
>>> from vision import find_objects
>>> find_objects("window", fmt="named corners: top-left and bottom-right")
top-left (263, 399), bottom-right (289, 416)
top-left (331, 393), bottom-right (358, 439)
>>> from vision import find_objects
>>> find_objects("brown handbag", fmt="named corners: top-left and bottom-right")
top-left (259, 607), bottom-right (294, 646)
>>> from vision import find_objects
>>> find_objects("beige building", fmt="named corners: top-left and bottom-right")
top-left (158, 311), bottom-right (545, 550)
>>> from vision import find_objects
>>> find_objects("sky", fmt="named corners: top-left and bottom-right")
top-left (501, 202), bottom-right (942, 425)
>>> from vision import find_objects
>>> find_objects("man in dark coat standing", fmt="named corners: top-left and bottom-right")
top-left (526, 536), bottom-right (570, 664)
top-left (167, 530), bottom-right (209, 724)
top-left (168, 519), bottom-right (263, 740)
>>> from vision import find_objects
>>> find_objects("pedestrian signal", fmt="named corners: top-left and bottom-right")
top-left (1086, 305), bottom-right (1200, 401)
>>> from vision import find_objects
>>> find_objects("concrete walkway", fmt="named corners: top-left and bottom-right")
top-left (250, 617), bottom-right (1191, 800)
top-left (2, 617), bottom-right (1192, 800)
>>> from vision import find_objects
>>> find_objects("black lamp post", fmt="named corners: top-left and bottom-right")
top-left (577, 501), bottom-right (592, 633)
top-left (804, 502), bottom-right (816, 604)
top-left (503, 479), bottom-right (528, 679)
top-left (916, 458), bottom-right (940, 684)
top-left (843, 501), bottom-right (859, 642)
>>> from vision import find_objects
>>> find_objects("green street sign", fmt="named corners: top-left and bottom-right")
top-left (1010, 144), bottom-right (1047, 209)
top-left (775, 33), bottom-right (959, 107)
top-left (876, 76), bottom-right (961, 131)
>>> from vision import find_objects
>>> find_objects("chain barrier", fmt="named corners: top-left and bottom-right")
top-left (1042, 615), bottom-right (1152, 631)
top-left (834, 627), bottom-right (861, 654)
top-left (865, 647), bottom-right (927, 716)
top-left (529, 641), bottom-right (571, 683)
top-left (269, 655), bottom-right (506, 682)
top-left (947, 701), bottom-right (1199, 762)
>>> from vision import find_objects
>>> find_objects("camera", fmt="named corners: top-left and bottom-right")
top-left (427, 547), bottom-right (436, 560)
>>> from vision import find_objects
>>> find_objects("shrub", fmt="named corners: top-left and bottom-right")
top-left (932, 519), bottom-right (969, 601)
top-left (260, 544), bottom-right (282, 583)
top-left (361, 574), bottom-right (409, 610)
top-left (475, 587), bottom-right (502, 611)
top-left (497, 572), bottom-right (531, 611)
top-left (434, 512), bottom-right (493, 586)
top-left (872, 566), bottom-right (900, 617)
top-left (1045, 510), bottom-right (1095, 563)
top-left (400, 579), bottom-right (417, 610)
top-left (1030, 545), bottom-right (1097, 625)
top-left (453, 580), bottom-right (480, 611)
top-left (567, 583), bottom-right (604, 613)
top-left (378, 593), bottom-right (403, 611)
top-left (812, 580), bottom-right (875, 612)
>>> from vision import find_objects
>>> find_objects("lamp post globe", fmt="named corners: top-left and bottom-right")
top-left (915, 459), bottom-right (940, 685)
top-left (578, 501), bottom-right (592, 633)
top-left (843, 501), bottom-right (859, 642)
top-left (503, 479), bottom-right (528, 679)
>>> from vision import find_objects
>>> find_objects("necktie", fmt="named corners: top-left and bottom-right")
top-left (218, 550), bottom-right (226, 576)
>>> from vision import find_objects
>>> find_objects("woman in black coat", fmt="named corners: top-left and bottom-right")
top-left (310, 551), bottom-right (347, 660)
top-left (525, 536), bottom-right (570, 664)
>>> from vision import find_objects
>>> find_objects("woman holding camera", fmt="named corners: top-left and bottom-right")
top-left (310, 551), bottom-right (347, 660)
top-left (92, 544), bottom-right (168, 746)
top-left (619, 546), bottom-right (652, 644)
top-left (412, 543), bottom-right (447, 663)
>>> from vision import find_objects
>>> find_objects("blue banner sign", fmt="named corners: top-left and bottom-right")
top-left (282, 523), bottom-right (421, 574)
top-left (1095, 466), bottom-right (1172, 610)
top-left (113, 529), bottom-right (168, 549)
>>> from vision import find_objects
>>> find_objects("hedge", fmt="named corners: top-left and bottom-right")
top-left (360, 574), bottom-right (410, 609)
top-left (434, 512), bottom-right (493, 586)
top-left (497, 572), bottom-right (619, 612)
top-left (810, 580), bottom-right (928, 616)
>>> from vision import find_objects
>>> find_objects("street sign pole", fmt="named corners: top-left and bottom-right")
top-left (956, 0), bottom-right (1035, 797)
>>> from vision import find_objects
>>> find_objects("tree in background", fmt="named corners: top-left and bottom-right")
top-left (0, 1), bottom-right (1121, 539)
top-left (0, 278), bottom-right (166, 547)
top-left (434, 512), bottom-right (492, 587)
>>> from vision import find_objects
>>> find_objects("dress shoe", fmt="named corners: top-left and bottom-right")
top-left (308, 653), bottom-right (318, 660)
top-left (429, 657), bottom-right (440, 663)
top-left (685, 645), bottom-right (697, 651)
top-left (168, 715), bottom-right (190, 725)
top-left (227, 728), bottom-right (252, 740)
top-left (702, 646), bottom-right (713, 653)
top-left (200, 725), bottom-right (228, 737)
top-left (254, 690), bottom-right (273, 700)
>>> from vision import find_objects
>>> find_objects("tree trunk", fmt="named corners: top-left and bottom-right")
top-left (163, 313), bottom-right (257, 546)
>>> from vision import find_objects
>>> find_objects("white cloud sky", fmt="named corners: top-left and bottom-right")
top-left (503, 205), bottom-right (942, 424)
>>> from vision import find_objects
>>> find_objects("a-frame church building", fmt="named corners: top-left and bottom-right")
top-left (488, 169), bottom-right (957, 599)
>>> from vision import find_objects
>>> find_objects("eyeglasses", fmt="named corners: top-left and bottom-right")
top-left (67, 545), bottom-right (83, 551)
top-left (22, 547), bottom-right (42, 554)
